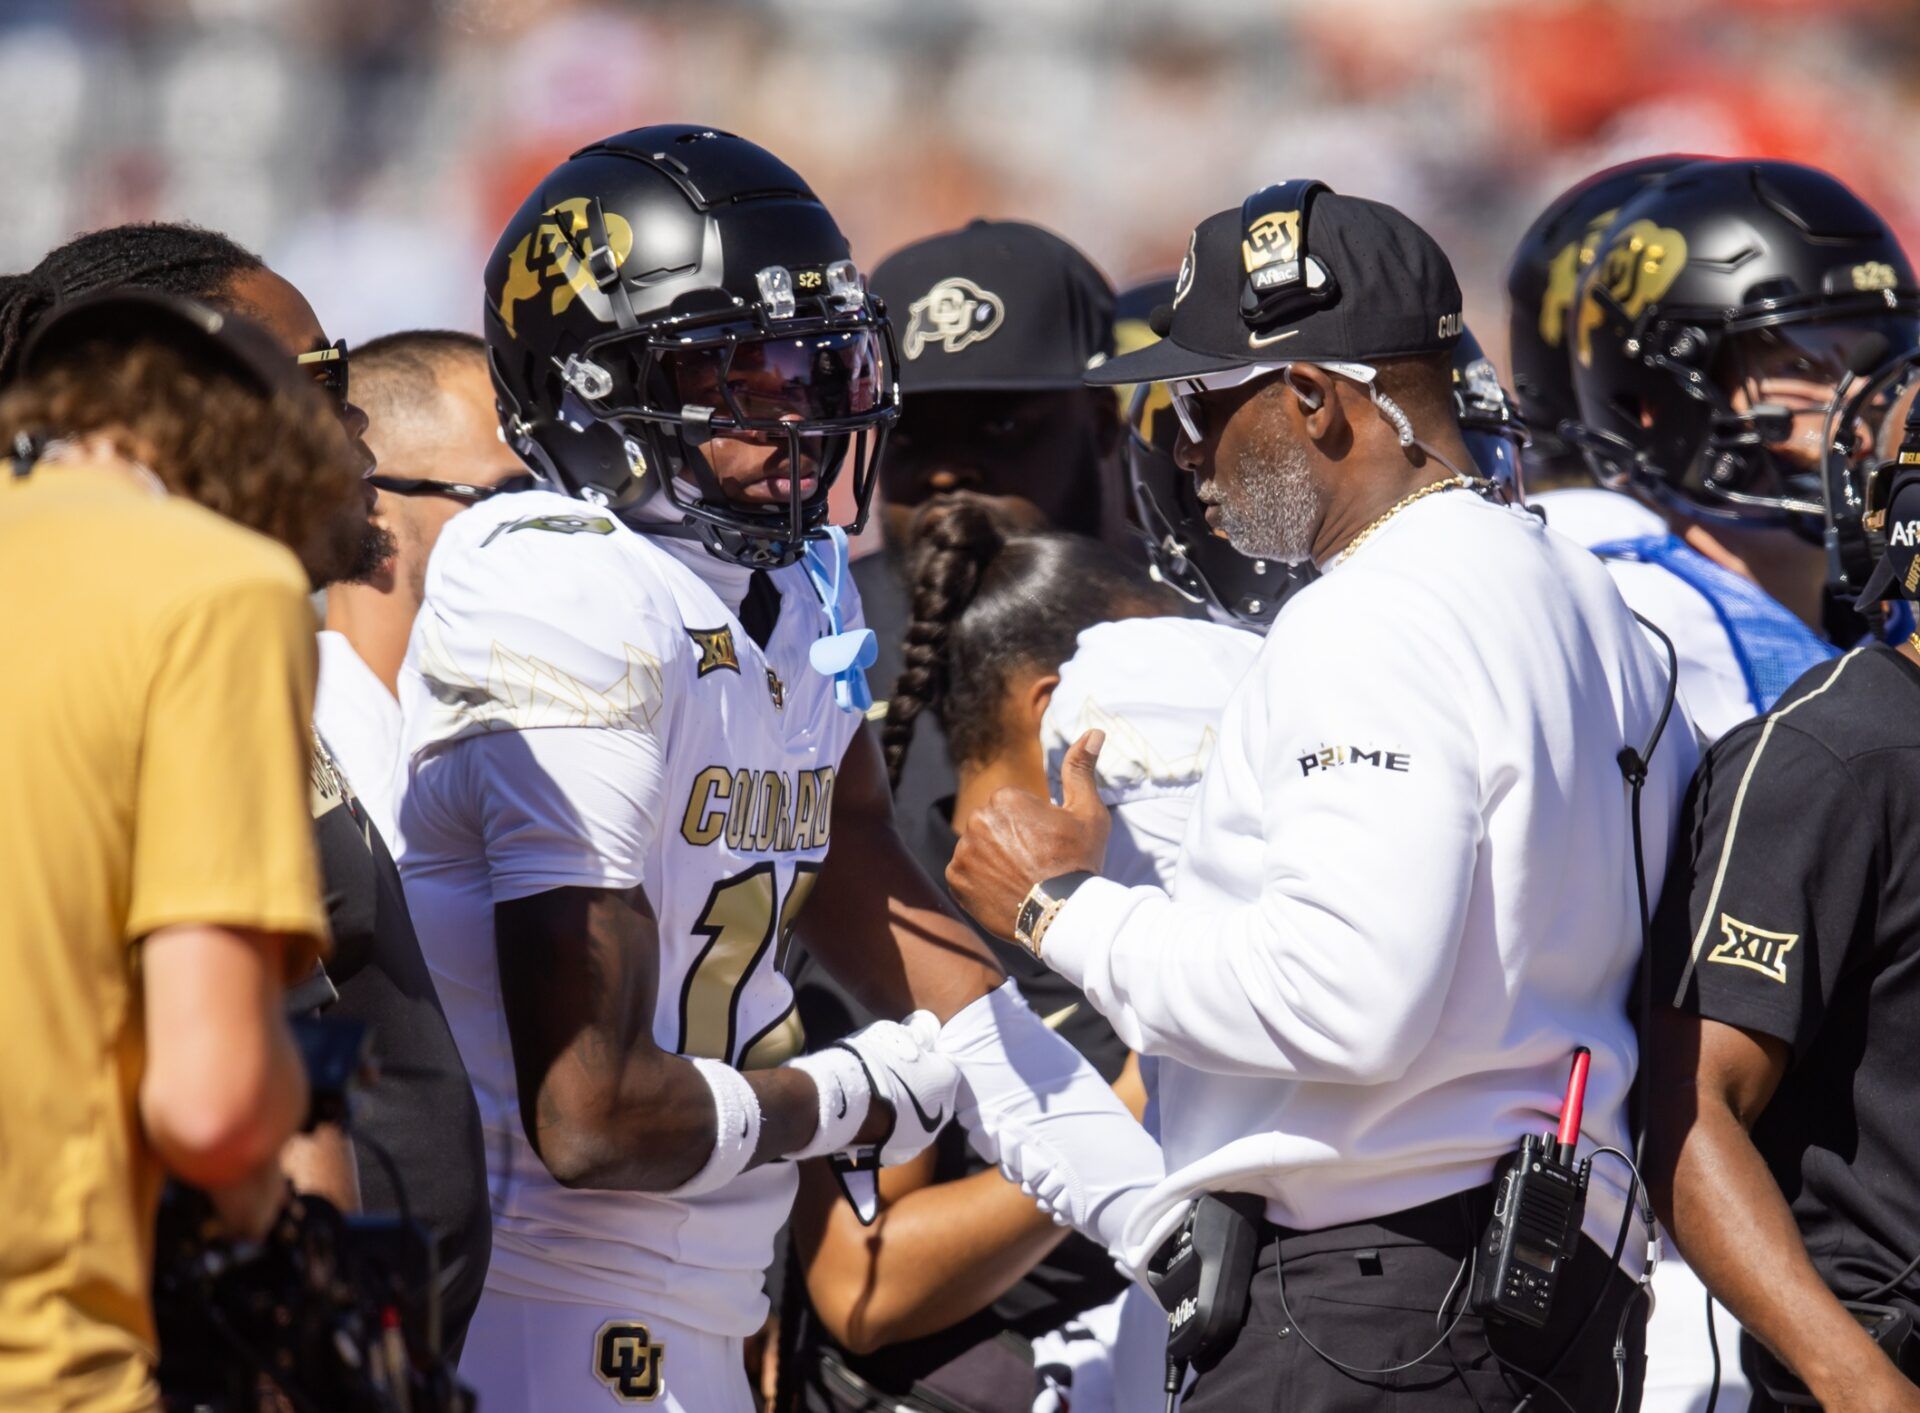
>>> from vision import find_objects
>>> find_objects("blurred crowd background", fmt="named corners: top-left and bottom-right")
top-left (4, 0), bottom-right (1915, 376)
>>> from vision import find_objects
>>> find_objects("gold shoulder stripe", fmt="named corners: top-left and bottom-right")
top-left (1677, 650), bottom-right (1864, 996)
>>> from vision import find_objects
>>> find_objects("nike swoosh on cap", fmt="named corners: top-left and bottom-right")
top-left (1041, 1002), bottom-right (1080, 1030)
top-left (1247, 327), bottom-right (1301, 348)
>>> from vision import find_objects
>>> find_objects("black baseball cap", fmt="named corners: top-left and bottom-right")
top-left (20, 289), bottom-right (302, 397)
top-left (871, 219), bottom-right (1114, 393)
top-left (1089, 186), bottom-right (1463, 385)
top-left (1855, 463), bottom-right (1920, 607)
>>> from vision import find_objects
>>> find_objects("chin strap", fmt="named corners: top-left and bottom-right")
top-left (802, 526), bottom-right (878, 715)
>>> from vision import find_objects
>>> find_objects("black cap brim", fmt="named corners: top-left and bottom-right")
top-left (1085, 334), bottom-right (1253, 386)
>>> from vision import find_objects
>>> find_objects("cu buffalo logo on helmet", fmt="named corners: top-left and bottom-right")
top-left (1538, 207), bottom-right (1620, 350)
top-left (1575, 219), bottom-right (1688, 367)
top-left (902, 277), bottom-right (1005, 359)
top-left (496, 198), bottom-right (637, 339)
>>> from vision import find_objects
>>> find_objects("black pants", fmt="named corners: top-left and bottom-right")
top-left (1182, 1187), bottom-right (1646, 1413)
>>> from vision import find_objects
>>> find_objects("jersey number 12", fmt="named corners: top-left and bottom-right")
top-left (678, 862), bottom-right (819, 1070)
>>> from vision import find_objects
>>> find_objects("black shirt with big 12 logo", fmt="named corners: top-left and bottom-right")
top-left (1652, 646), bottom-right (1920, 1307)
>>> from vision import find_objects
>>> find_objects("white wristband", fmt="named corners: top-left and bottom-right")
top-left (665, 1058), bottom-right (762, 1198)
top-left (783, 1045), bottom-right (874, 1160)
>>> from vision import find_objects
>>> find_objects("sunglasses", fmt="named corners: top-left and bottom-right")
top-left (295, 338), bottom-right (350, 412)
top-left (367, 472), bottom-right (539, 504)
top-left (1165, 360), bottom-right (1381, 444)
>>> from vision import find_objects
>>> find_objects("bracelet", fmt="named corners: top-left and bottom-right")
top-left (783, 1046), bottom-right (874, 1160)
top-left (664, 1058), bottom-right (763, 1198)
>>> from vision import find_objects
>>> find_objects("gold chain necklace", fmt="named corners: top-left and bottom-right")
top-left (1338, 474), bottom-right (1471, 561)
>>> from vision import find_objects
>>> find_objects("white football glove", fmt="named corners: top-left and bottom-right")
top-left (834, 1010), bottom-right (960, 1167)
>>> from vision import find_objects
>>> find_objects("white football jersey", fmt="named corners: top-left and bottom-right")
top-left (1040, 617), bottom-right (1263, 890)
top-left (313, 630), bottom-right (402, 846)
top-left (393, 489), bottom-right (863, 1338)
top-left (1534, 487), bottom-right (1756, 740)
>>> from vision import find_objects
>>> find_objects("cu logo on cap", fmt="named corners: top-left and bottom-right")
top-left (902, 277), bottom-right (1005, 359)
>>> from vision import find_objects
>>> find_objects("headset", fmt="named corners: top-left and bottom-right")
top-left (1238, 180), bottom-right (1339, 334)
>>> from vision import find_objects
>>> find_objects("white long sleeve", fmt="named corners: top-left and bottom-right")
top-left (937, 981), bottom-right (1163, 1260)
top-left (1044, 578), bottom-right (1483, 1083)
top-left (1037, 492), bottom-right (1696, 1265)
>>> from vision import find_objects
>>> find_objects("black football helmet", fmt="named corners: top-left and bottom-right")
top-left (1115, 278), bottom-right (1311, 629)
top-left (1567, 159), bottom-right (1920, 571)
top-left (1452, 324), bottom-right (1528, 499)
top-left (1506, 156), bottom-right (1703, 483)
top-left (483, 125), bottom-right (899, 568)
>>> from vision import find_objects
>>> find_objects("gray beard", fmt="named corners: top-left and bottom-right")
top-left (1215, 427), bottom-right (1324, 565)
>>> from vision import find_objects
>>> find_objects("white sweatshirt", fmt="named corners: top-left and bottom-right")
top-left (1042, 489), bottom-right (1698, 1267)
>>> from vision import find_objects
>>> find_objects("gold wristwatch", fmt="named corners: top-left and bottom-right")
top-left (1014, 871), bottom-right (1096, 959)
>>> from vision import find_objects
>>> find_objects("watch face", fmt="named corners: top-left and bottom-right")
top-left (1017, 897), bottom-right (1043, 940)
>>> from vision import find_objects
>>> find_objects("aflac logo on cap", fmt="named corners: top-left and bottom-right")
top-left (903, 276), bottom-right (1005, 359)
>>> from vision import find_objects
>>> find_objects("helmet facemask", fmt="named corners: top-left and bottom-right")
top-left (1818, 343), bottom-right (1920, 595)
top-left (1452, 352), bottom-right (1529, 502)
top-left (558, 290), bottom-right (899, 569)
top-left (1124, 381), bottom-right (1307, 629)
top-left (1576, 289), bottom-right (1919, 541)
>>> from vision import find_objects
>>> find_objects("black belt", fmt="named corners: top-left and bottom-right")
top-left (1259, 1180), bottom-right (1497, 1258)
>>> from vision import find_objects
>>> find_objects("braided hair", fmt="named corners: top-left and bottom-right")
top-left (881, 494), bottom-right (1185, 787)
top-left (0, 223), bottom-right (265, 386)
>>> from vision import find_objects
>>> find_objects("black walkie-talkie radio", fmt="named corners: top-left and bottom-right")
top-left (1470, 1049), bottom-right (1593, 1328)
top-left (1149, 1191), bottom-right (1266, 1365)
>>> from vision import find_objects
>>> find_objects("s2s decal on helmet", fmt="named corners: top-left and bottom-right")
top-left (902, 277), bottom-right (1004, 359)
top-left (497, 198), bottom-right (636, 339)
top-left (1576, 219), bottom-right (1689, 367)
top-left (1851, 261), bottom-right (1899, 293)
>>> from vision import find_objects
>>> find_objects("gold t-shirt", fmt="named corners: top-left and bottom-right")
top-left (0, 465), bottom-right (327, 1412)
